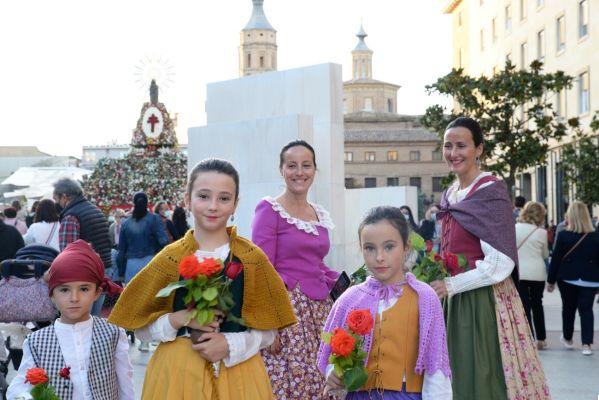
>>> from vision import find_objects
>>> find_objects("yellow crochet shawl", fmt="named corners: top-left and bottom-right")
top-left (108, 227), bottom-right (297, 331)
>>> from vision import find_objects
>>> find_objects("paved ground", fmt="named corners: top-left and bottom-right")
top-left (4, 289), bottom-right (599, 399)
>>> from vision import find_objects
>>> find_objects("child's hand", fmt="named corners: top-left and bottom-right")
top-left (323, 370), bottom-right (344, 396)
top-left (191, 332), bottom-right (229, 362)
top-left (430, 280), bottom-right (448, 298)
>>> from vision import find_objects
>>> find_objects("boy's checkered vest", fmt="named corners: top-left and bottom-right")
top-left (27, 316), bottom-right (120, 400)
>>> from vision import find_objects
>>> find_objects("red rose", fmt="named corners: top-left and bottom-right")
top-left (197, 258), bottom-right (222, 277)
top-left (59, 366), bottom-right (71, 379)
top-left (434, 253), bottom-right (443, 262)
top-left (225, 261), bottom-right (244, 280)
top-left (425, 240), bottom-right (433, 253)
top-left (444, 252), bottom-right (459, 271)
top-left (330, 327), bottom-right (356, 357)
top-left (25, 367), bottom-right (48, 385)
top-left (179, 255), bottom-right (202, 280)
top-left (346, 309), bottom-right (374, 336)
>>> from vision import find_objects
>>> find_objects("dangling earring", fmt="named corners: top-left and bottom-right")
top-left (476, 156), bottom-right (481, 167)
top-left (231, 214), bottom-right (235, 222)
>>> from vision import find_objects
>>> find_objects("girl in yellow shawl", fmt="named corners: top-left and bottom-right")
top-left (109, 159), bottom-right (297, 400)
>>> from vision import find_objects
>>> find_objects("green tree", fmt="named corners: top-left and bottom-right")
top-left (561, 113), bottom-right (599, 207)
top-left (421, 60), bottom-right (574, 198)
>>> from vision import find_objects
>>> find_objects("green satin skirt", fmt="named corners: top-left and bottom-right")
top-left (444, 286), bottom-right (508, 400)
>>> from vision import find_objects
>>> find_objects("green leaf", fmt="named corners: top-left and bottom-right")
top-left (457, 254), bottom-right (468, 268)
top-left (155, 280), bottom-right (188, 297)
top-left (409, 232), bottom-right (425, 251)
top-left (333, 363), bottom-right (344, 379)
top-left (196, 309), bottom-right (209, 325)
top-left (192, 288), bottom-right (203, 302)
top-left (202, 286), bottom-right (218, 301)
top-left (321, 332), bottom-right (332, 344)
top-left (343, 366), bottom-right (369, 391)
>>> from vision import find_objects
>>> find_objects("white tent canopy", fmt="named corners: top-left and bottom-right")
top-left (2, 167), bottom-right (91, 200)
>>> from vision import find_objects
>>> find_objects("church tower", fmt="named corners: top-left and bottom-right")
top-left (239, 0), bottom-right (277, 77)
top-left (351, 25), bottom-right (373, 80)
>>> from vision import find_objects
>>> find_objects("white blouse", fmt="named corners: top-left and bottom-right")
top-left (515, 223), bottom-right (549, 281)
top-left (135, 242), bottom-right (276, 368)
top-left (443, 173), bottom-right (515, 296)
top-left (22, 221), bottom-right (60, 251)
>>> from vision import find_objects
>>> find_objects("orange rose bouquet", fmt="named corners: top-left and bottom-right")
top-left (24, 367), bottom-right (63, 400)
top-left (321, 309), bottom-right (375, 391)
top-left (156, 255), bottom-right (245, 335)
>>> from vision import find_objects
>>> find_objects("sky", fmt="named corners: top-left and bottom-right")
top-left (0, 0), bottom-right (453, 158)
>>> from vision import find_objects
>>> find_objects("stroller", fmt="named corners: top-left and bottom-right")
top-left (0, 245), bottom-right (59, 400)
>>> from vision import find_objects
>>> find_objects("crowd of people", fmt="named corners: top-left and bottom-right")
top-left (0, 116), bottom-right (597, 400)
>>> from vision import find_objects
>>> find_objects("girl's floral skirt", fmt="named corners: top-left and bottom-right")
top-left (444, 278), bottom-right (551, 400)
top-left (142, 337), bottom-right (273, 400)
top-left (262, 286), bottom-right (334, 400)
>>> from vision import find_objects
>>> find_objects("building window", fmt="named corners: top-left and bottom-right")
top-left (520, 42), bottom-right (528, 69)
top-left (365, 177), bottom-right (377, 188)
top-left (578, 71), bottom-right (590, 114)
top-left (365, 151), bottom-right (376, 162)
top-left (432, 150), bottom-right (443, 160)
top-left (344, 151), bottom-right (353, 162)
top-left (505, 5), bottom-right (512, 33)
top-left (480, 29), bottom-right (485, 51)
top-left (579, 0), bottom-right (589, 38)
top-left (409, 151), bottom-right (421, 161)
top-left (259, 56), bottom-right (264, 67)
top-left (387, 151), bottom-right (398, 161)
top-left (387, 177), bottom-right (399, 187)
top-left (537, 29), bottom-right (545, 61)
top-left (345, 177), bottom-right (355, 188)
top-left (246, 53), bottom-right (251, 68)
top-left (520, 0), bottom-right (527, 21)
top-left (387, 99), bottom-right (393, 113)
top-left (492, 18), bottom-right (497, 42)
top-left (556, 90), bottom-right (567, 118)
top-left (409, 177), bottom-right (422, 189)
top-left (556, 15), bottom-right (566, 52)
top-left (364, 97), bottom-right (373, 111)
top-left (432, 177), bottom-right (444, 192)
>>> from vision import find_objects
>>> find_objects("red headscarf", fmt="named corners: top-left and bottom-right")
top-left (48, 240), bottom-right (123, 296)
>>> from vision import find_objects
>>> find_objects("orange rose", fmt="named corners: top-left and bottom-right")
top-left (346, 309), bottom-right (374, 335)
top-left (25, 367), bottom-right (49, 385)
top-left (179, 255), bottom-right (202, 280)
top-left (330, 327), bottom-right (356, 357)
top-left (197, 258), bottom-right (222, 277)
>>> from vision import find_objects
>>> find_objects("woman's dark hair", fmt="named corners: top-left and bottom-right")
top-left (3, 207), bottom-right (17, 218)
top-left (34, 199), bottom-right (59, 223)
top-left (172, 206), bottom-right (189, 237)
top-left (132, 192), bottom-right (149, 221)
top-left (399, 205), bottom-right (419, 232)
top-left (187, 158), bottom-right (240, 200)
top-left (358, 206), bottom-right (410, 247)
top-left (153, 201), bottom-right (166, 215)
top-left (446, 116), bottom-right (484, 148)
top-left (279, 139), bottom-right (317, 169)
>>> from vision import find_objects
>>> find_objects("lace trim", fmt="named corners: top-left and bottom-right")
top-left (263, 196), bottom-right (335, 236)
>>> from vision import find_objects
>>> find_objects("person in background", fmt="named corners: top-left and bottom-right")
top-left (171, 206), bottom-right (190, 239)
top-left (0, 214), bottom-right (24, 262)
top-left (22, 199), bottom-right (61, 251)
top-left (399, 205), bottom-right (419, 233)
top-left (513, 195), bottom-right (526, 220)
top-left (419, 204), bottom-right (440, 242)
top-left (516, 202), bottom-right (550, 350)
top-left (25, 200), bottom-right (39, 228)
top-left (2, 207), bottom-right (28, 235)
top-left (108, 208), bottom-right (126, 280)
top-left (11, 200), bottom-right (27, 222)
top-left (154, 201), bottom-right (178, 243)
top-left (547, 201), bottom-right (599, 356)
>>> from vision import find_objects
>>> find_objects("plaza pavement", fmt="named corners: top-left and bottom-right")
top-left (5, 289), bottom-right (599, 399)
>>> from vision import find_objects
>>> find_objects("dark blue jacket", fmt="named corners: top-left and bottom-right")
top-left (548, 231), bottom-right (599, 284)
top-left (116, 212), bottom-right (168, 276)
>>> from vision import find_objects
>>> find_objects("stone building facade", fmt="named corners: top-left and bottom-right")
top-left (239, 0), bottom-right (277, 77)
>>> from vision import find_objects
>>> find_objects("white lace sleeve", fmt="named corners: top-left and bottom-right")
top-left (422, 370), bottom-right (452, 400)
top-left (134, 313), bottom-right (178, 342)
top-left (222, 329), bottom-right (276, 368)
top-left (444, 240), bottom-right (514, 296)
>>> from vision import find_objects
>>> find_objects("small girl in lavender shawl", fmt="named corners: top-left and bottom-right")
top-left (317, 206), bottom-right (452, 400)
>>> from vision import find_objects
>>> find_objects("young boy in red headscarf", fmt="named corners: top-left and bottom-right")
top-left (7, 240), bottom-right (135, 400)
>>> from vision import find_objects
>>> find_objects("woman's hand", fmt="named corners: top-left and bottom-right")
top-left (191, 332), bottom-right (229, 362)
top-left (546, 283), bottom-right (555, 293)
top-left (323, 370), bottom-right (344, 396)
top-left (169, 309), bottom-right (223, 332)
top-left (430, 280), bottom-right (448, 299)
top-left (266, 331), bottom-right (282, 354)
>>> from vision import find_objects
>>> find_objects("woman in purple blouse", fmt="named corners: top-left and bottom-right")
top-left (252, 139), bottom-right (339, 400)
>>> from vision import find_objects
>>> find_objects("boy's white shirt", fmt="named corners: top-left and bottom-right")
top-left (135, 242), bottom-right (276, 368)
top-left (325, 295), bottom-right (452, 400)
top-left (7, 318), bottom-right (134, 400)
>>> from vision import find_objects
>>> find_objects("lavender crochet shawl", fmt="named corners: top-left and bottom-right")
top-left (316, 273), bottom-right (451, 378)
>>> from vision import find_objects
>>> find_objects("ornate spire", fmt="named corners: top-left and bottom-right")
top-left (243, 0), bottom-right (275, 31)
top-left (150, 79), bottom-right (158, 104)
top-left (354, 24), bottom-right (371, 52)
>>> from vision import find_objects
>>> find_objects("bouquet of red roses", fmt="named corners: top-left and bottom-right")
top-left (321, 309), bottom-right (375, 391)
top-left (410, 233), bottom-right (468, 283)
top-left (156, 254), bottom-right (245, 331)
top-left (21, 366), bottom-right (70, 400)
